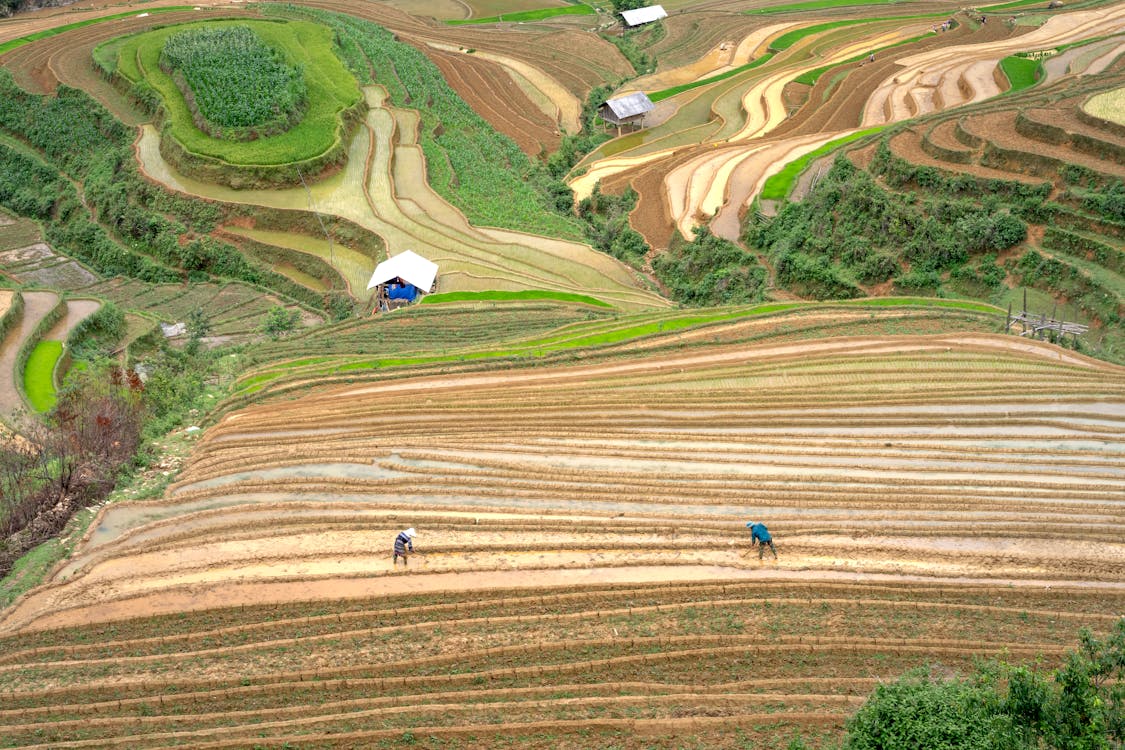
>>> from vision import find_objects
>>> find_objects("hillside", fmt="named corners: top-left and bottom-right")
top-left (0, 0), bottom-right (1122, 746)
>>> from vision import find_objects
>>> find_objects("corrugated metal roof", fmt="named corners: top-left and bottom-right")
top-left (621, 5), bottom-right (667, 26)
top-left (366, 250), bottom-right (439, 292)
top-left (605, 92), bottom-right (655, 119)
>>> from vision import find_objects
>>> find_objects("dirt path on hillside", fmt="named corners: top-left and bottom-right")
top-left (42, 298), bottom-right (100, 342)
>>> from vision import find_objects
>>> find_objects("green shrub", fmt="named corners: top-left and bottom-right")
top-left (844, 622), bottom-right (1125, 750)
top-left (576, 183), bottom-right (649, 267)
top-left (261, 306), bottom-right (301, 338)
top-left (653, 227), bottom-right (768, 305)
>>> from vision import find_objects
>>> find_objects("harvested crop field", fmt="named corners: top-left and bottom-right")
top-left (1, 326), bottom-right (1121, 746)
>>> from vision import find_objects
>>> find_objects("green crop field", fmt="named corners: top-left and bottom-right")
top-left (1001, 55), bottom-right (1042, 92)
top-left (108, 19), bottom-right (362, 168)
top-left (160, 26), bottom-right (307, 138)
top-left (23, 340), bottom-right (62, 413)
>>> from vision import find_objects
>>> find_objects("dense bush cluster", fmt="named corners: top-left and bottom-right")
top-left (161, 26), bottom-right (307, 138)
top-left (749, 153), bottom-right (1028, 298)
top-left (653, 227), bottom-right (767, 305)
top-left (576, 184), bottom-right (648, 267)
top-left (840, 622), bottom-right (1125, 750)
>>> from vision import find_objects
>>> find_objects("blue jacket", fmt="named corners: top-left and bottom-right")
top-left (747, 523), bottom-right (772, 544)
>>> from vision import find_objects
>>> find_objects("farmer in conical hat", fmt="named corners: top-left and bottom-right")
top-left (746, 521), bottom-right (777, 560)
top-left (393, 527), bottom-right (417, 566)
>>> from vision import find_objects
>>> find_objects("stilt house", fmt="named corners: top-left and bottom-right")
top-left (599, 92), bottom-right (655, 133)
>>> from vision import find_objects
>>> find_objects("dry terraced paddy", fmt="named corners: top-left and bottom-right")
top-left (0, 332), bottom-right (1121, 746)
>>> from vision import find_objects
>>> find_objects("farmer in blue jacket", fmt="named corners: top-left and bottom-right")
top-left (746, 521), bottom-right (777, 560)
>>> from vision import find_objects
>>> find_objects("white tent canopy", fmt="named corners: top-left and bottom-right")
top-left (366, 250), bottom-right (438, 292)
top-left (620, 5), bottom-right (666, 26)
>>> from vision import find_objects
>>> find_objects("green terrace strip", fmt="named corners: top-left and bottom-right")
top-left (768, 19), bottom-right (873, 51)
top-left (0, 6), bottom-right (193, 55)
top-left (793, 31), bottom-right (932, 85)
top-left (421, 290), bottom-right (614, 307)
top-left (23, 340), bottom-right (62, 413)
top-left (1000, 55), bottom-right (1042, 93)
top-left (748, 0), bottom-right (923, 14)
top-left (649, 54), bottom-right (774, 102)
top-left (447, 5), bottom-right (594, 25)
top-left (111, 19), bottom-right (362, 168)
top-left (234, 297), bottom-right (1002, 393)
top-left (759, 126), bottom-right (885, 201)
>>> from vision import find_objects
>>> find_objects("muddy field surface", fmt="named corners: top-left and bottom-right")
top-left (5, 332), bottom-right (1122, 634)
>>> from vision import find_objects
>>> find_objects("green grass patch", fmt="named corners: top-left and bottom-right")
top-left (759, 126), bottom-right (885, 201)
top-left (768, 19), bottom-right (873, 51)
top-left (0, 6), bottom-right (193, 56)
top-left (111, 19), bottom-right (362, 166)
top-left (999, 55), bottom-right (1041, 93)
top-left (420, 290), bottom-right (613, 307)
top-left (447, 5), bottom-right (593, 24)
top-left (23, 340), bottom-right (63, 413)
top-left (649, 54), bottom-right (774, 102)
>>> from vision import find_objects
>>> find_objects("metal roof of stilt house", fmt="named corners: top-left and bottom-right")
top-left (620, 5), bottom-right (667, 26)
top-left (366, 250), bottom-right (439, 292)
top-left (601, 92), bottom-right (655, 124)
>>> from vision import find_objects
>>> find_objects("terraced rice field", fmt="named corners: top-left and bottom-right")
top-left (1085, 85), bottom-right (1125, 126)
top-left (0, 289), bottom-right (57, 423)
top-left (573, 6), bottom-right (1125, 246)
top-left (0, 328), bottom-right (1121, 746)
top-left (79, 278), bottom-right (321, 343)
top-left (136, 86), bottom-right (664, 309)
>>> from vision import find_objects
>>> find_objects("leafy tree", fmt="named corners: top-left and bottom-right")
top-left (261, 306), bottom-right (301, 339)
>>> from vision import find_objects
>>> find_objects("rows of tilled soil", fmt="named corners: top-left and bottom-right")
top-left (425, 44), bottom-right (560, 156)
top-left (80, 277), bottom-right (322, 340)
top-left (0, 576), bottom-right (1118, 747)
top-left (886, 70), bottom-right (1125, 192)
top-left (3, 332), bottom-right (1121, 638)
